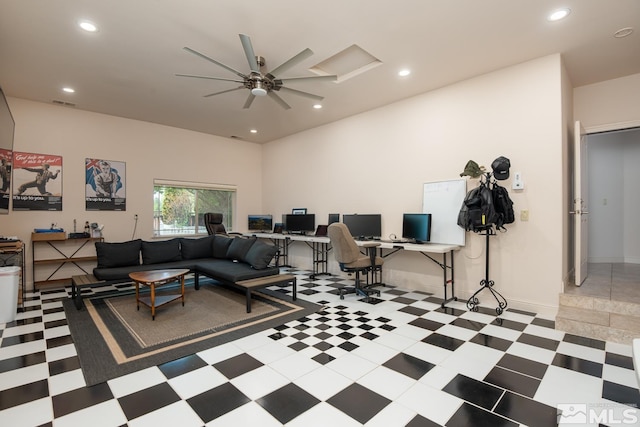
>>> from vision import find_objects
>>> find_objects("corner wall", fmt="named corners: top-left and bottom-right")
top-left (263, 55), bottom-right (565, 316)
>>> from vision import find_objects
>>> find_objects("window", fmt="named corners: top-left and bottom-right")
top-left (153, 180), bottom-right (235, 237)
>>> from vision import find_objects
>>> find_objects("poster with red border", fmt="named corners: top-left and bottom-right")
top-left (0, 148), bottom-right (11, 211)
top-left (12, 151), bottom-right (63, 211)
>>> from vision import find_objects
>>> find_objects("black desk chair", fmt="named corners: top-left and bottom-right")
top-left (327, 223), bottom-right (383, 300)
top-left (204, 213), bottom-right (228, 235)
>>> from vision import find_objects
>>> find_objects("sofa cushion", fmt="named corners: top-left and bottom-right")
top-left (244, 240), bottom-right (278, 269)
top-left (196, 260), bottom-right (280, 283)
top-left (94, 259), bottom-right (197, 281)
top-left (213, 235), bottom-right (234, 258)
top-left (180, 235), bottom-right (215, 260)
top-left (95, 239), bottom-right (141, 268)
top-left (141, 239), bottom-right (182, 265)
top-left (226, 237), bottom-right (256, 261)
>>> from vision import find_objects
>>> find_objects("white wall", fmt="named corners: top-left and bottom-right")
top-left (3, 98), bottom-right (264, 288)
top-left (587, 134), bottom-right (626, 262)
top-left (263, 55), bottom-right (566, 316)
top-left (574, 73), bottom-right (640, 132)
top-left (588, 129), bottom-right (640, 263)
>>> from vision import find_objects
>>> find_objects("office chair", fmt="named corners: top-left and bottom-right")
top-left (327, 222), bottom-right (383, 300)
top-left (204, 213), bottom-right (227, 235)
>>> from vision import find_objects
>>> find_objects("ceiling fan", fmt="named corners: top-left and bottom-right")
top-left (176, 34), bottom-right (337, 110)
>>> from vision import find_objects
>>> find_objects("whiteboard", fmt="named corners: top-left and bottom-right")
top-left (423, 178), bottom-right (467, 246)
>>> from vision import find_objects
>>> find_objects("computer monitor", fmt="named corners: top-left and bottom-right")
top-left (402, 213), bottom-right (431, 243)
top-left (328, 213), bottom-right (340, 225)
top-left (342, 214), bottom-right (382, 240)
top-left (248, 214), bottom-right (273, 232)
top-left (284, 214), bottom-right (315, 235)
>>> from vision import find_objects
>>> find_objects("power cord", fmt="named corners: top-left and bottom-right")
top-left (131, 214), bottom-right (138, 239)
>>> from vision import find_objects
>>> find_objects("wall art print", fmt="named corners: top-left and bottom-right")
top-left (0, 148), bottom-right (11, 211)
top-left (85, 158), bottom-right (126, 211)
top-left (12, 151), bottom-right (63, 211)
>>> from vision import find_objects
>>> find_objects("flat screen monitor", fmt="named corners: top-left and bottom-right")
top-left (402, 213), bottom-right (432, 243)
top-left (248, 214), bottom-right (273, 232)
top-left (342, 214), bottom-right (381, 240)
top-left (284, 214), bottom-right (315, 234)
top-left (328, 213), bottom-right (340, 225)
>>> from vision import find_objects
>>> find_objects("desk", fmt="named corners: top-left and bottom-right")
top-left (246, 233), bottom-right (332, 279)
top-left (375, 241), bottom-right (459, 307)
top-left (248, 233), bottom-right (460, 306)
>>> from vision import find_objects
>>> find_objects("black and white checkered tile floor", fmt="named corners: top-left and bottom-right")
top-left (1, 269), bottom-right (639, 426)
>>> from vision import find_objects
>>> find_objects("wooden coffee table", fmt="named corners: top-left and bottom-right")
top-left (130, 269), bottom-right (189, 320)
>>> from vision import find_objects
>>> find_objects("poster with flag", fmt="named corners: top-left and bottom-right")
top-left (12, 151), bottom-right (63, 211)
top-left (85, 158), bottom-right (126, 210)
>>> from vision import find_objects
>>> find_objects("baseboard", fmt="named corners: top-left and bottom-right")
top-left (588, 257), bottom-right (625, 263)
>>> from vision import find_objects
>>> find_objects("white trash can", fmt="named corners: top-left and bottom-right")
top-left (0, 266), bottom-right (20, 323)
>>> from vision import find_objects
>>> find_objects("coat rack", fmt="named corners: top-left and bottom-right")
top-left (465, 172), bottom-right (508, 315)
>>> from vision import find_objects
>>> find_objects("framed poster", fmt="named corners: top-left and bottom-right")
top-left (85, 158), bottom-right (126, 210)
top-left (0, 148), bottom-right (11, 212)
top-left (12, 151), bottom-right (62, 211)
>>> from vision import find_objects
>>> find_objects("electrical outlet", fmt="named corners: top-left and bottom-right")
top-left (520, 209), bottom-right (529, 221)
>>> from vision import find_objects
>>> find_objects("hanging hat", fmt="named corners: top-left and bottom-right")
top-left (491, 156), bottom-right (511, 180)
top-left (460, 160), bottom-right (485, 178)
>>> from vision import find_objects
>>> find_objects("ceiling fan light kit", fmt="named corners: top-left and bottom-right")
top-left (178, 34), bottom-right (336, 109)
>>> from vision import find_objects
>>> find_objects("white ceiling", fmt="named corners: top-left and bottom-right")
top-left (1, 0), bottom-right (638, 143)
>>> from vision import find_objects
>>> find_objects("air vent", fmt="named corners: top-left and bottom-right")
top-left (229, 135), bottom-right (244, 140)
top-left (52, 100), bottom-right (76, 107)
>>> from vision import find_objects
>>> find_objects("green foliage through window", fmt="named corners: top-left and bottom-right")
top-left (153, 181), bottom-right (235, 236)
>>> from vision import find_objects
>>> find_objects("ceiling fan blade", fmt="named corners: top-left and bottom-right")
top-left (183, 46), bottom-right (248, 79)
top-left (243, 93), bottom-right (256, 109)
top-left (239, 34), bottom-right (260, 73)
top-left (267, 48), bottom-right (313, 77)
top-left (278, 75), bottom-right (337, 83)
top-left (175, 74), bottom-right (245, 84)
top-left (203, 86), bottom-right (244, 98)
top-left (278, 86), bottom-right (324, 101)
top-left (268, 92), bottom-right (291, 110)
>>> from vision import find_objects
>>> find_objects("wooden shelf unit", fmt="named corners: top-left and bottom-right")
top-left (31, 233), bottom-right (103, 289)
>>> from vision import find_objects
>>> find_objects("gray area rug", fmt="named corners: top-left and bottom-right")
top-left (63, 280), bottom-right (321, 386)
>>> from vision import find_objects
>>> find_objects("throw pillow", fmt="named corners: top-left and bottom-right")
top-left (96, 239), bottom-right (141, 268)
top-left (141, 239), bottom-right (182, 265)
top-left (226, 237), bottom-right (256, 261)
top-left (212, 235), bottom-right (234, 258)
top-left (180, 235), bottom-right (215, 260)
top-left (244, 241), bottom-right (278, 269)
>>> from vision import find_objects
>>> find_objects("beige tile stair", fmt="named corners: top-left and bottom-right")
top-left (556, 293), bottom-right (640, 345)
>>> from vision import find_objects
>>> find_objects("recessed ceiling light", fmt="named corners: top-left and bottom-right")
top-left (548, 8), bottom-right (570, 22)
top-left (313, 104), bottom-right (322, 109)
top-left (398, 69), bottom-right (411, 77)
top-left (250, 129), bottom-right (257, 134)
top-left (62, 87), bottom-right (75, 93)
top-left (614, 27), bottom-right (634, 38)
top-left (79, 20), bottom-right (98, 32)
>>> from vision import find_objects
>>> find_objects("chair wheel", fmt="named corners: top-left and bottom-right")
top-left (340, 295), bottom-right (344, 300)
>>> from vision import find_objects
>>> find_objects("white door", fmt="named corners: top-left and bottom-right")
top-left (573, 121), bottom-right (589, 286)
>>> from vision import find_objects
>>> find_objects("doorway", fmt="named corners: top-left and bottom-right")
top-left (567, 127), bottom-right (640, 302)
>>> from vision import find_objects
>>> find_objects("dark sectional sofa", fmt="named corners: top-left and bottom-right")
top-left (92, 234), bottom-right (280, 289)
